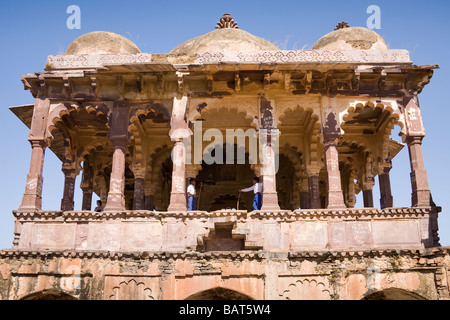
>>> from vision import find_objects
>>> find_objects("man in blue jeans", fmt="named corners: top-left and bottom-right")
top-left (187, 178), bottom-right (198, 211)
top-left (240, 177), bottom-right (263, 210)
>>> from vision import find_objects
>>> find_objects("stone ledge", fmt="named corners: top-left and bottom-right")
top-left (46, 53), bottom-right (153, 70)
top-left (12, 207), bottom-right (440, 222)
top-left (44, 50), bottom-right (411, 71)
top-left (196, 49), bottom-right (412, 64)
top-left (1, 247), bottom-right (449, 261)
top-left (0, 249), bottom-right (265, 261)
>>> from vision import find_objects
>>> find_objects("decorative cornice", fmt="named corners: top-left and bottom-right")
top-left (0, 249), bottom-right (265, 261)
top-left (46, 53), bottom-right (152, 70)
top-left (44, 50), bottom-right (412, 71)
top-left (1, 248), bottom-right (448, 261)
top-left (196, 49), bottom-right (411, 64)
top-left (12, 207), bottom-right (440, 222)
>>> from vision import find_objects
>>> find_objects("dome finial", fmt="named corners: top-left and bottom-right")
top-left (215, 13), bottom-right (239, 29)
top-left (334, 21), bottom-right (350, 30)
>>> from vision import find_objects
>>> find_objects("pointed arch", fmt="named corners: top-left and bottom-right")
top-left (185, 287), bottom-right (254, 300)
top-left (19, 289), bottom-right (77, 300)
top-left (363, 288), bottom-right (427, 300)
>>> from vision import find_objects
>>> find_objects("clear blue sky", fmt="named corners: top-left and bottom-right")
top-left (0, 0), bottom-right (448, 249)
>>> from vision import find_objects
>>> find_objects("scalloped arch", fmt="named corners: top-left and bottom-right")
top-left (341, 101), bottom-right (405, 136)
top-left (189, 103), bottom-right (258, 129)
top-left (277, 104), bottom-right (320, 128)
top-left (47, 103), bottom-right (110, 142)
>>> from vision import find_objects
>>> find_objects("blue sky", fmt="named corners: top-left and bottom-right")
top-left (0, 0), bottom-right (448, 249)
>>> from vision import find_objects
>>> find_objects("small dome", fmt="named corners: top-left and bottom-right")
top-left (170, 14), bottom-right (278, 56)
top-left (66, 31), bottom-right (141, 55)
top-left (312, 26), bottom-right (387, 50)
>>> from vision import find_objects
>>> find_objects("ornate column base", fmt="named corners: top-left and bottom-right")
top-left (104, 193), bottom-right (126, 211)
top-left (19, 174), bottom-right (44, 212)
top-left (168, 193), bottom-right (187, 211)
top-left (323, 140), bottom-right (346, 210)
top-left (412, 188), bottom-right (432, 207)
top-left (260, 192), bottom-right (280, 211)
top-left (326, 191), bottom-right (347, 209)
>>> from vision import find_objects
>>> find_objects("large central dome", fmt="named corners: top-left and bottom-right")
top-left (170, 13), bottom-right (278, 56)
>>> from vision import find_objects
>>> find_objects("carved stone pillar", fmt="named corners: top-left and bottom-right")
top-left (104, 100), bottom-right (130, 211)
top-left (19, 97), bottom-right (51, 212)
top-left (168, 95), bottom-right (191, 211)
top-left (362, 181), bottom-right (375, 208)
top-left (362, 153), bottom-right (375, 208)
top-left (260, 134), bottom-right (280, 211)
top-left (379, 167), bottom-right (393, 209)
top-left (19, 140), bottom-right (47, 211)
top-left (258, 96), bottom-right (280, 211)
top-left (299, 172), bottom-right (309, 209)
top-left (81, 189), bottom-right (93, 211)
top-left (307, 166), bottom-right (321, 209)
top-left (406, 136), bottom-right (431, 207)
top-left (104, 142), bottom-right (127, 211)
top-left (347, 173), bottom-right (357, 208)
top-left (168, 139), bottom-right (187, 211)
top-left (80, 161), bottom-right (93, 211)
top-left (97, 171), bottom-right (108, 207)
top-left (323, 136), bottom-right (345, 209)
top-left (61, 167), bottom-right (76, 211)
top-left (403, 95), bottom-right (431, 207)
top-left (144, 183), bottom-right (156, 211)
top-left (132, 170), bottom-right (146, 210)
top-left (322, 106), bottom-right (345, 209)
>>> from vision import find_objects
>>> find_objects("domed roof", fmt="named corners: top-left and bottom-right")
top-left (170, 14), bottom-right (278, 56)
top-left (312, 23), bottom-right (387, 50)
top-left (66, 31), bottom-right (141, 55)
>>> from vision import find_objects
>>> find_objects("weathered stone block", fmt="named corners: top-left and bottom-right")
top-left (328, 221), bottom-right (346, 248)
top-left (87, 222), bottom-right (121, 251)
top-left (345, 221), bottom-right (373, 248)
top-left (18, 223), bottom-right (33, 249)
top-left (262, 223), bottom-right (282, 251)
top-left (121, 222), bottom-right (162, 251)
top-left (290, 221), bottom-right (328, 251)
top-left (372, 220), bottom-right (421, 247)
top-left (31, 224), bottom-right (76, 250)
top-left (162, 221), bottom-right (187, 251)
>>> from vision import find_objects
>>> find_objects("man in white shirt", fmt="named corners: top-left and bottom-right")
top-left (187, 178), bottom-right (198, 211)
top-left (240, 177), bottom-right (263, 210)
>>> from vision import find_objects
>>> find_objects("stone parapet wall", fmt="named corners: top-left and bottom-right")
top-left (196, 49), bottom-right (411, 64)
top-left (46, 53), bottom-right (153, 70)
top-left (12, 207), bottom-right (440, 253)
top-left (0, 247), bottom-right (448, 300)
top-left (44, 50), bottom-right (411, 71)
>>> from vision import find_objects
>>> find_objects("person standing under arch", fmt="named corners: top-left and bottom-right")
top-left (187, 178), bottom-right (198, 211)
top-left (240, 177), bottom-right (263, 210)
